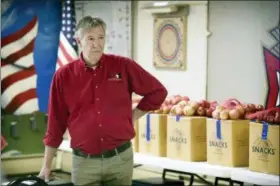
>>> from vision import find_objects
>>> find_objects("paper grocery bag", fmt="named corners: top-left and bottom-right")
top-left (167, 116), bottom-right (206, 162)
top-left (138, 114), bottom-right (167, 157)
top-left (249, 122), bottom-right (279, 175)
top-left (207, 118), bottom-right (249, 167)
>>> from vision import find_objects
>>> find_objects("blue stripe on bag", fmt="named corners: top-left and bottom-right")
top-left (216, 119), bottom-right (222, 140)
top-left (261, 122), bottom-right (268, 140)
top-left (176, 115), bottom-right (180, 122)
top-left (146, 114), bottom-right (151, 141)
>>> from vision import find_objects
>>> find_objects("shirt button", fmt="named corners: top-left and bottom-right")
top-left (94, 74), bottom-right (96, 76)
top-left (98, 111), bottom-right (100, 114)
top-left (99, 124), bottom-right (102, 127)
top-left (96, 85), bottom-right (98, 88)
top-left (96, 98), bottom-right (99, 101)
top-left (101, 138), bottom-right (103, 141)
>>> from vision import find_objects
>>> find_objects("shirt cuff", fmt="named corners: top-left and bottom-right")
top-left (43, 136), bottom-right (63, 149)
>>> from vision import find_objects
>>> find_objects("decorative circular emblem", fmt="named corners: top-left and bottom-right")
top-left (157, 21), bottom-right (181, 63)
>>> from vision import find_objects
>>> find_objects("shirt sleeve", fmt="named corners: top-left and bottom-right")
top-left (126, 59), bottom-right (168, 111)
top-left (43, 70), bottom-right (68, 148)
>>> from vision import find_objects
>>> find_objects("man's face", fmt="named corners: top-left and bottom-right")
top-left (77, 25), bottom-right (105, 64)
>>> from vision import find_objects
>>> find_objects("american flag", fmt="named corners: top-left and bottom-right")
top-left (1, 16), bottom-right (39, 115)
top-left (1, 0), bottom-right (78, 115)
top-left (56, 0), bottom-right (78, 69)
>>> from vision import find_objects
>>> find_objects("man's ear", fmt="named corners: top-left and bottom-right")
top-left (75, 37), bottom-right (82, 46)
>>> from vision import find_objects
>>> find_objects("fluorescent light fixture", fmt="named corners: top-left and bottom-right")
top-left (143, 5), bottom-right (178, 14)
top-left (153, 1), bottom-right (168, 7)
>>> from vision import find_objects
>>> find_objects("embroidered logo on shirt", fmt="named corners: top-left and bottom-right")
top-left (108, 73), bottom-right (122, 81)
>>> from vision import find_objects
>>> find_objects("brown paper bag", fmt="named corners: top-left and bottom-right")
top-left (249, 122), bottom-right (279, 175)
top-left (138, 114), bottom-right (167, 157)
top-left (167, 116), bottom-right (206, 161)
top-left (207, 118), bottom-right (249, 167)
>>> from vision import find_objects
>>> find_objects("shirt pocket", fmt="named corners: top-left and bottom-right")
top-left (106, 80), bottom-right (129, 106)
top-left (64, 85), bottom-right (93, 114)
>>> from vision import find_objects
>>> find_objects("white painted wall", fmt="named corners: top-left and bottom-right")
top-left (207, 1), bottom-right (279, 104)
top-left (133, 1), bottom-right (208, 100)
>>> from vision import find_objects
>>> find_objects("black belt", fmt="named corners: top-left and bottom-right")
top-left (73, 141), bottom-right (131, 159)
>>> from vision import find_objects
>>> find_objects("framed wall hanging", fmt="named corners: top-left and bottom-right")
top-left (153, 6), bottom-right (188, 70)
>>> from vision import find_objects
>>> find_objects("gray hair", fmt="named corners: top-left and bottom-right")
top-left (75, 16), bottom-right (106, 38)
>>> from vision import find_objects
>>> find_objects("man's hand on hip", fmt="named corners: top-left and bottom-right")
top-left (132, 108), bottom-right (147, 124)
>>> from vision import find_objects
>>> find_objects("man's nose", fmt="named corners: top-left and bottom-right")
top-left (92, 39), bottom-right (100, 46)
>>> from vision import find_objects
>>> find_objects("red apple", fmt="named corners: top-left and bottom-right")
top-left (267, 115), bottom-right (274, 123)
top-left (206, 108), bottom-right (214, 117)
top-left (175, 105), bottom-right (184, 116)
top-left (274, 112), bottom-right (280, 124)
top-left (255, 104), bottom-right (264, 111)
top-left (162, 105), bottom-right (170, 114)
top-left (248, 104), bottom-right (256, 112)
top-left (210, 101), bottom-right (218, 109)
top-left (197, 106), bottom-right (206, 116)
top-left (199, 99), bottom-right (210, 108)
top-left (177, 100), bottom-right (188, 107)
top-left (171, 96), bottom-right (181, 105)
top-left (165, 98), bottom-right (172, 105)
top-left (170, 105), bottom-right (177, 115)
top-left (182, 96), bottom-right (190, 102)
top-left (175, 95), bottom-right (182, 99)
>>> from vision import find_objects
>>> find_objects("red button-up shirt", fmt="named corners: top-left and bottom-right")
top-left (43, 53), bottom-right (167, 154)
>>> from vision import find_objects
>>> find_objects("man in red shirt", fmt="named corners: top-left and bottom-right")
top-left (38, 16), bottom-right (167, 186)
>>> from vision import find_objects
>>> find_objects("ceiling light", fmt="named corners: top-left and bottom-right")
top-left (153, 2), bottom-right (169, 7)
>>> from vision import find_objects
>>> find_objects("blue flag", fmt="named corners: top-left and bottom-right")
top-left (1, 0), bottom-right (77, 115)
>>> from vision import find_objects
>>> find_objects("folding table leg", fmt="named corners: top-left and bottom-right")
top-left (230, 180), bottom-right (244, 186)
top-left (133, 164), bottom-right (142, 168)
top-left (163, 169), bottom-right (211, 186)
top-left (214, 177), bottom-right (232, 186)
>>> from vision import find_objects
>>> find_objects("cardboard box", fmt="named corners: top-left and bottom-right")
top-left (138, 114), bottom-right (167, 157)
top-left (167, 116), bottom-right (207, 161)
top-left (131, 120), bottom-right (139, 152)
top-left (249, 122), bottom-right (279, 175)
top-left (207, 118), bottom-right (250, 167)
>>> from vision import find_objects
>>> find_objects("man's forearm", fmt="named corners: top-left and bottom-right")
top-left (43, 146), bottom-right (57, 168)
top-left (132, 108), bottom-right (147, 123)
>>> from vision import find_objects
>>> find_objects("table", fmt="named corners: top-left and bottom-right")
top-left (134, 153), bottom-right (237, 179)
top-left (58, 140), bottom-right (279, 186)
top-left (231, 168), bottom-right (279, 185)
top-left (58, 141), bottom-right (233, 178)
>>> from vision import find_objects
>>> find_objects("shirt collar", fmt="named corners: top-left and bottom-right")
top-left (79, 52), bottom-right (105, 69)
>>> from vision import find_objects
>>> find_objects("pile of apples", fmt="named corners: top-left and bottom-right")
top-left (212, 98), bottom-right (265, 120)
top-left (150, 95), bottom-right (217, 117)
top-left (132, 95), bottom-right (279, 124)
top-left (152, 95), bottom-right (190, 114)
top-left (169, 99), bottom-right (218, 117)
top-left (246, 107), bottom-right (280, 124)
